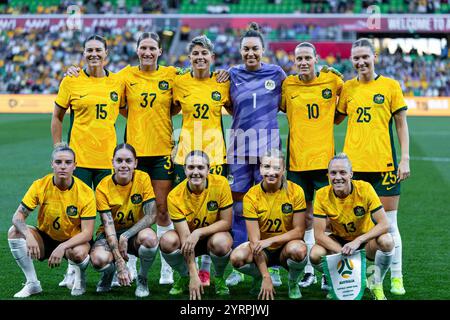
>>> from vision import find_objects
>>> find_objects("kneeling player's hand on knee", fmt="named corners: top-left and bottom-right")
top-left (48, 244), bottom-right (65, 268)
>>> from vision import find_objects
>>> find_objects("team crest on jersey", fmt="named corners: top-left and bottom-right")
top-left (211, 91), bottom-right (221, 101)
top-left (207, 200), bottom-right (219, 211)
top-left (265, 80), bottom-right (276, 91)
top-left (110, 91), bottom-right (118, 102)
top-left (353, 206), bottom-right (366, 217)
top-left (131, 194), bottom-right (143, 204)
top-left (66, 205), bottom-right (78, 217)
top-left (322, 88), bottom-right (332, 99)
top-left (373, 94), bottom-right (385, 104)
top-left (159, 80), bottom-right (169, 90)
top-left (281, 203), bottom-right (293, 214)
top-left (227, 174), bottom-right (234, 185)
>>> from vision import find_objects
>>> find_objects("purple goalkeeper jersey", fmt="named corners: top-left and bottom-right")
top-left (228, 63), bottom-right (286, 159)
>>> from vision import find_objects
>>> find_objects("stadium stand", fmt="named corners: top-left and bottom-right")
top-left (0, 0), bottom-right (448, 14)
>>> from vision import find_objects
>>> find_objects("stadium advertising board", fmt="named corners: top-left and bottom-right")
top-left (1, 95), bottom-right (449, 116)
top-left (0, 14), bottom-right (449, 33)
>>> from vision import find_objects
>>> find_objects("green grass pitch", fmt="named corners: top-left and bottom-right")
top-left (0, 113), bottom-right (449, 300)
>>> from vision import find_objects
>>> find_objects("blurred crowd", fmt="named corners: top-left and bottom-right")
top-left (0, 0), bottom-right (448, 14)
top-left (1, 26), bottom-right (448, 96)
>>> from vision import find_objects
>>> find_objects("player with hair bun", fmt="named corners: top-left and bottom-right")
top-left (225, 22), bottom-right (287, 287)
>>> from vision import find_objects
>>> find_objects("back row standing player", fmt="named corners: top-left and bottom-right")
top-left (281, 42), bottom-right (343, 289)
top-left (51, 35), bottom-right (126, 287)
top-left (335, 38), bottom-right (410, 297)
top-left (61, 32), bottom-right (179, 285)
top-left (225, 22), bottom-right (287, 286)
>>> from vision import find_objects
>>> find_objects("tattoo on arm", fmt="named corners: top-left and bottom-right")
top-left (13, 205), bottom-right (31, 237)
top-left (101, 212), bottom-right (122, 261)
top-left (121, 201), bottom-right (156, 240)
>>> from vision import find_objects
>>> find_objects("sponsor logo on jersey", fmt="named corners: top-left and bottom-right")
top-left (66, 205), bottom-right (78, 217)
top-left (373, 94), bottom-right (385, 104)
top-left (281, 203), bottom-right (293, 214)
top-left (211, 91), bottom-right (221, 101)
top-left (110, 91), bottom-right (118, 102)
top-left (131, 194), bottom-right (143, 204)
top-left (353, 206), bottom-right (366, 217)
top-left (265, 80), bottom-right (276, 90)
top-left (159, 80), bottom-right (169, 90)
top-left (207, 200), bottom-right (219, 211)
top-left (322, 88), bottom-right (332, 99)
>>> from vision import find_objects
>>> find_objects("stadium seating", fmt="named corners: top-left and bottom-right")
top-left (1, 0), bottom-right (448, 14)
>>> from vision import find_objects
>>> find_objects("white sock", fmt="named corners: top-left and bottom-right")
top-left (127, 254), bottom-right (137, 268)
top-left (161, 249), bottom-right (188, 277)
top-left (374, 249), bottom-right (394, 284)
top-left (200, 255), bottom-right (211, 273)
top-left (238, 263), bottom-right (261, 279)
top-left (67, 263), bottom-right (75, 274)
top-left (210, 250), bottom-right (231, 277)
top-left (386, 210), bottom-right (403, 278)
top-left (9, 238), bottom-right (38, 283)
top-left (157, 223), bottom-right (174, 273)
top-left (304, 229), bottom-right (315, 274)
top-left (138, 245), bottom-right (158, 279)
top-left (287, 257), bottom-right (308, 282)
top-left (69, 255), bottom-right (90, 283)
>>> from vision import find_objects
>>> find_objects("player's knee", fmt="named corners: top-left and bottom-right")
top-left (377, 233), bottom-right (394, 252)
top-left (90, 252), bottom-right (109, 270)
top-left (230, 248), bottom-right (247, 268)
top-left (309, 245), bottom-right (324, 265)
top-left (209, 234), bottom-right (232, 256)
top-left (138, 230), bottom-right (159, 248)
top-left (288, 242), bottom-right (307, 261)
top-left (7, 225), bottom-right (21, 239)
top-left (159, 231), bottom-right (180, 253)
top-left (66, 246), bottom-right (88, 263)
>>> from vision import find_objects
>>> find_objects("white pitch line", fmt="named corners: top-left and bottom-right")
top-left (410, 156), bottom-right (450, 162)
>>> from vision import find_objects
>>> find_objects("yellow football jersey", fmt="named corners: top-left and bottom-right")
top-left (314, 180), bottom-right (383, 241)
top-left (21, 174), bottom-right (96, 242)
top-left (337, 75), bottom-right (407, 172)
top-left (173, 72), bottom-right (230, 166)
top-left (168, 175), bottom-right (233, 232)
top-left (282, 72), bottom-right (343, 171)
top-left (95, 170), bottom-right (155, 234)
top-left (55, 69), bottom-right (125, 169)
top-left (243, 181), bottom-right (306, 250)
top-left (119, 65), bottom-right (176, 157)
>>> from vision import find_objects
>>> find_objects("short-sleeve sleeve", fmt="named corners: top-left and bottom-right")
top-left (243, 191), bottom-right (258, 220)
top-left (313, 190), bottom-right (328, 219)
top-left (172, 75), bottom-right (181, 105)
top-left (221, 81), bottom-right (231, 107)
top-left (366, 184), bottom-right (383, 214)
top-left (95, 182), bottom-right (111, 213)
top-left (292, 184), bottom-right (307, 213)
top-left (141, 172), bottom-right (156, 205)
top-left (55, 77), bottom-right (71, 109)
top-left (219, 179), bottom-right (233, 211)
top-left (167, 191), bottom-right (185, 222)
top-left (390, 80), bottom-right (408, 114)
top-left (336, 82), bottom-right (349, 115)
top-left (280, 80), bottom-right (287, 112)
top-left (21, 181), bottom-right (40, 211)
top-left (80, 194), bottom-right (97, 220)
